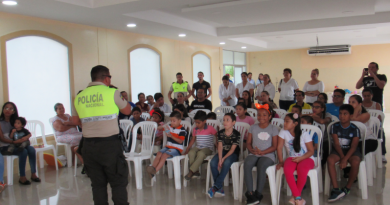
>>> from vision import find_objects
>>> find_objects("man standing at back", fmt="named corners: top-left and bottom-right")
top-left (356, 62), bottom-right (387, 108)
top-left (168, 72), bottom-right (192, 105)
top-left (192, 71), bottom-right (212, 99)
top-left (72, 65), bottom-right (131, 205)
top-left (356, 62), bottom-right (388, 163)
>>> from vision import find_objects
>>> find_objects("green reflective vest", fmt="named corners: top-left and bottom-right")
top-left (74, 85), bottom-right (119, 123)
top-left (172, 81), bottom-right (188, 92)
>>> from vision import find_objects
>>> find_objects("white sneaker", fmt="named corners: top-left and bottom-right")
top-left (383, 155), bottom-right (387, 163)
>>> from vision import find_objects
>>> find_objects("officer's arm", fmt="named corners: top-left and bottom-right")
top-left (71, 116), bottom-right (82, 126)
top-left (120, 103), bottom-right (131, 115)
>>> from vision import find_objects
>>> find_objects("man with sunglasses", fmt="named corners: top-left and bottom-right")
top-left (72, 65), bottom-right (131, 205)
top-left (326, 89), bottom-right (345, 119)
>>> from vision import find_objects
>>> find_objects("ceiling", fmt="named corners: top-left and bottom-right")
top-left (2, 0), bottom-right (390, 52)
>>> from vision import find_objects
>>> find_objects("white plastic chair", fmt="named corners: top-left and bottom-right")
top-left (214, 106), bottom-right (235, 114)
top-left (189, 109), bottom-right (211, 115)
top-left (4, 155), bottom-right (18, 185)
top-left (367, 109), bottom-right (385, 169)
top-left (26, 120), bottom-right (58, 177)
top-left (324, 121), bottom-right (368, 199)
top-left (49, 119), bottom-right (73, 168)
top-left (205, 122), bottom-right (248, 200)
top-left (366, 117), bottom-right (380, 184)
top-left (216, 114), bottom-right (224, 124)
top-left (247, 108), bottom-right (257, 120)
top-left (302, 109), bottom-right (313, 115)
top-left (274, 109), bottom-right (287, 119)
top-left (238, 125), bottom-right (282, 204)
top-left (271, 118), bottom-right (284, 129)
top-left (156, 120), bottom-right (191, 189)
top-left (330, 115), bottom-right (339, 122)
top-left (141, 113), bottom-right (151, 120)
top-left (125, 121), bottom-right (157, 189)
top-left (312, 121), bottom-right (325, 135)
top-left (276, 125), bottom-right (323, 205)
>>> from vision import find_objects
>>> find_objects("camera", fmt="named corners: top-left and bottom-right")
top-left (364, 68), bottom-right (368, 75)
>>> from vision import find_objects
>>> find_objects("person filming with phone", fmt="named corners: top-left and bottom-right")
top-left (356, 62), bottom-right (387, 109)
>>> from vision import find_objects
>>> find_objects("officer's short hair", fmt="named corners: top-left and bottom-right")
top-left (198, 71), bottom-right (204, 75)
top-left (176, 72), bottom-right (182, 76)
top-left (91, 65), bottom-right (109, 81)
top-left (154, 93), bottom-right (164, 101)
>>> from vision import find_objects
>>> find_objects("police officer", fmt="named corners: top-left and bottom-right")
top-left (168, 72), bottom-right (192, 105)
top-left (72, 65), bottom-right (131, 205)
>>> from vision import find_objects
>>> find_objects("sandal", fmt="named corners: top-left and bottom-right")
top-left (19, 180), bottom-right (31, 185)
top-left (31, 177), bottom-right (41, 182)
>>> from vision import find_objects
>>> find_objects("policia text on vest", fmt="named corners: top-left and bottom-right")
top-left (77, 92), bottom-right (104, 107)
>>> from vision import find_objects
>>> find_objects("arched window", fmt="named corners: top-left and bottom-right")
top-left (129, 46), bottom-right (161, 102)
top-left (3, 32), bottom-right (73, 135)
top-left (192, 52), bottom-right (211, 98)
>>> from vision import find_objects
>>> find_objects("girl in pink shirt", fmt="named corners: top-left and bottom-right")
top-left (236, 102), bottom-right (255, 150)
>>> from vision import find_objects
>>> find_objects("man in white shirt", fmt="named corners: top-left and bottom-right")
top-left (150, 93), bottom-right (172, 113)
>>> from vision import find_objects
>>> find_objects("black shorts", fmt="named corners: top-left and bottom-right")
top-left (330, 148), bottom-right (362, 160)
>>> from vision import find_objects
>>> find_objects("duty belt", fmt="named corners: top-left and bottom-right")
top-left (81, 113), bottom-right (117, 123)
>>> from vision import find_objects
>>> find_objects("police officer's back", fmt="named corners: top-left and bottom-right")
top-left (72, 65), bottom-right (131, 205)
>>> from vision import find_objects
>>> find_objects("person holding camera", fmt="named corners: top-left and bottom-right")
top-left (356, 62), bottom-right (387, 108)
top-left (356, 62), bottom-right (387, 163)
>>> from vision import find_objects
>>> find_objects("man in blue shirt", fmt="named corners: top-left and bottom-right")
top-left (326, 89), bottom-right (345, 119)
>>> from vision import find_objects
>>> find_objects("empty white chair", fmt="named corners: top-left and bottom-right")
top-left (205, 122), bottom-right (248, 200)
top-left (141, 113), bottom-right (151, 120)
top-left (158, 121), bottom-right (191, 189)
top-left (49, 120), bottom-right (73, 168)
top-left (26, 120), bottom-right (58, 176)
top-left (367, 109), bottom-right (385, 168)
top-left (276, 125), bottom-right (323, 205)
top-left (302, 109), bottom-right (313, 115)
top-left (247, 108), bottom-right (257, 120)
top-left (271, 118), bottom-right (284, 129)
top-left (125, 121), bottom-right (157, 189)
top-left (214, 106), bottom-right (235, 114)
top-left (324, 121), bottom-right (368, 200)
top-left (274, 109), bottom-right (287, 119)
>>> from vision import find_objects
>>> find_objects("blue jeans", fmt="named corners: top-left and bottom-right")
top-left (1, 145), bottom-right (36, 177)
top-left (210, 152), bottom-right (238, 190)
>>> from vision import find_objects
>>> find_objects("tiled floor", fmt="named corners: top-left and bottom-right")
top-left (1, 115), bottom-right (390, 205)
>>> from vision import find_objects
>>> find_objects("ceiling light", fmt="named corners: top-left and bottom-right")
top-left (2, 1), bottom-right (17, 5)
top-left (241, 46), bottom-right (246, 49)
top-left (127, 23), bottom-right (136, 27)
top-left (219, 42), bottom-right (225, 45)
top-left (178, 34), bottom-right (186, 37)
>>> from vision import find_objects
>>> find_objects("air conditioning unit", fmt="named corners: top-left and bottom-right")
top-left (307, 45), bottom-right (351, 56)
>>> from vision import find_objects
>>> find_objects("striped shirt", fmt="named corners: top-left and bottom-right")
top-left (166, 124), bottom-right (187, 152)
top-left (193, 124), bottom-right (217, 151)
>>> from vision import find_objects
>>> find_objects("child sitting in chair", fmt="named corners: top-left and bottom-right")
top-left (146, 111), bottom-right (187, 178)
top-left (7, 117), bottom-right (31, 154)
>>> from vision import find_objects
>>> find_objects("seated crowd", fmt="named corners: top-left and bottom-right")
top-left (0, 62), bottom-right (386, 205)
